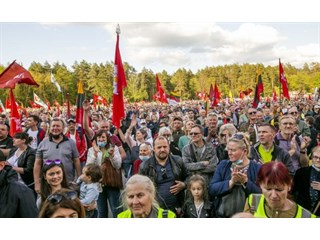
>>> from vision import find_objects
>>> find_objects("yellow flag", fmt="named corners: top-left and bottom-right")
top-left (229, 91), bottom-right (234, 103)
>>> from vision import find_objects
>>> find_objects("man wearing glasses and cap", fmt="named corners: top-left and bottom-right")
top-left (288, 106), bottom-right (311, 137)
top-left (239, 107), bottom-right (259, 145)
top-left (0, 151), bottom-right (38, 217)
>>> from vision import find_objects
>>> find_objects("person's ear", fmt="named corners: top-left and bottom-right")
top-left (0, 161), bottom-right (5, 171)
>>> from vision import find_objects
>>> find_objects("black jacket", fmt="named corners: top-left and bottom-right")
top-left (0, 165), bottom-right (38, 218)
top-left (8, 147), bottom-right (36, 189)
top-left (292, 166), bottom-right (320, 216)
top-left (249, 142), bottom-right (295, 176)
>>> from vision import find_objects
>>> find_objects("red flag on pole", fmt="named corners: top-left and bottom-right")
top-left (211, 83), bottom-right (221, 107)
top-left (272, 88), bottom-right (278, 102)
top-left (279, 59), bottom-right (290, 100)
top-left (54, 100), bottom-right (61, 117)
top-left (0, 60), bottom-right (39, 89)
top-left (75, 82), bottom-right (84, 126)
top-left (112, 24), bottom-right (127, 129)
top-left (252, 71), bottom-right (264, 108)
top-left (46, 99), bottom-right (51, 110)
top-left (9, 89), bottom-right (22, 136)
top-left (154, 74), bottom-right (168, 104)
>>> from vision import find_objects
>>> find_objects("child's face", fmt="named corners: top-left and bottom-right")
top-left (80, 167), bottom-right (91, 184)
top-left (190, 181), bottom-right (204, 201)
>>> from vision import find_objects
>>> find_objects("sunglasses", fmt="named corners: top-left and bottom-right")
top-left (248, 111), bottom-right (257, 115)
top-left (160, 167), bottom-right (167, 180)
top-left (289, 112), bottom-right (298, 115)
top-left (44, 159), bottom-right (62, 165)
top-left (190, 132), bottom-right (201, 136)
top-left (47, 191), bottom-right (78, 204)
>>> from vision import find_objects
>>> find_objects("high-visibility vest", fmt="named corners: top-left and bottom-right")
top-left (117, 208), bottom-right (176, 218)
top-left (248, 194), bottom-right (316, 218)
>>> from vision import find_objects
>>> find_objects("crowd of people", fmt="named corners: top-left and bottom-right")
top-left (1, 97), bottom-right (320, 218)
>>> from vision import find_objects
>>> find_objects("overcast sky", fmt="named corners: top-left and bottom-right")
top-left (1, 1), bottom-right (320, 74)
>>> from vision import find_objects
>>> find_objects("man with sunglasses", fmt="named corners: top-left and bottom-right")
top-left (288, 106), bottom-right (311, 137)
top-left (182, 124), bottom-right (219, 186)
top-left (139, 136), bottom-right (188, 216)
top-left (0, 151), bottom-right (38, 217)
top-left (239, 107), bottom-right (259, 145)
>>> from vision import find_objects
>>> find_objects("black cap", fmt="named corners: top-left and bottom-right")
top-left (67, 118), bottom-right (76, 123)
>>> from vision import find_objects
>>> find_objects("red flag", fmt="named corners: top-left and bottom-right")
top-left (243, 88), bottom-right (253, 96)
top-left (209, 84), bottom-right (214, 101)
top-left (252, 71), bottom-right (264, 108)
top-left (154, 74), bottom-right (168, 104)
top-left (75, 82), bottom-right (84, 126)
top-left (93, 94), bottom-right (107, 109)
top-left (211, 83), bottom-right (221, 107)
top-left (5, 98), bottom-right (11, 109)
top-left (112, 25), bottom-right (127, 129)
top-left (9, 89), bottom-right (22, 136)
top-left (279, 59), bottom-right (290, 100)
top-left (239, 92), bottom-right (244, 99)
top-left (272, 88), bottom-right (278, 102)
top-left (0, 60), bottom-right (39, 89)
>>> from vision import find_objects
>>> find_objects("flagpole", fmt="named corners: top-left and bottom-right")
top-left (279, 58), bottom-right (282, 108)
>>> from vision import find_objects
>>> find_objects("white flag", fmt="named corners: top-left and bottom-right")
top-left (51, 73), bottom-right (62, 92)
top-left (34, 93), bottom-right (48, 109)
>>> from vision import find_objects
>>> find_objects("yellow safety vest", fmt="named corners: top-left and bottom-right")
top-left (117, 208), bottom-right (176, 218)
top-left (248, 194), bottom-right (316, 218)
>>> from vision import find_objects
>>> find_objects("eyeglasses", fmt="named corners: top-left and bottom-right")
top-left (160, 167), bottom-right (167, 179)
top-left (289, 112), bottom-right (298, 115)
top-left (47, 191), bottom-right (78, 204)
top-left (190, 132), bottom-right (201, 136)
top-left (312, 156), bottom-right (320, 161)
top-left (44, 159), bottom-right (62, 165)
top-left (162, 134), bottom-right (171, 137)
top-left (248, 111), bottom-right (257, 115)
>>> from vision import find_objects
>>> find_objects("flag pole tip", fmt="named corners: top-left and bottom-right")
top-left (116, 24), bottom-right (121, 34)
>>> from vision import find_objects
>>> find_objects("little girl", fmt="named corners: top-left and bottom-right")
top-left (182, 174), bottom-right (212, 218)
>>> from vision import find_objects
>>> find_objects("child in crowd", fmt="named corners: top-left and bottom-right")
top-left (77, 163), bottom-right (102, 218)
top-left (182, 174), bottom-right (212, 218)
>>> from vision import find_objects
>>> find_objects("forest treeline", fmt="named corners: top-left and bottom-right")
top-left (1, 60), bottom-right (320, 107)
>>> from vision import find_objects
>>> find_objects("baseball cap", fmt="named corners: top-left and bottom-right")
top-left (67, 118), bottom-right (76, 123)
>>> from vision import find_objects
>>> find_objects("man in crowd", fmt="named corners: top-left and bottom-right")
top-left (25, 114), bottom-right (46, 149)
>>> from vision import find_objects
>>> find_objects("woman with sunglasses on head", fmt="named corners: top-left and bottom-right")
top-left (37, 159), bottom-right (69, 209)
top-left (6, 132), bottom-right (36, 194)
top-left (39, 188), bottom-right (85, 218)
top-left (208, 132), bottom-right (261, 217)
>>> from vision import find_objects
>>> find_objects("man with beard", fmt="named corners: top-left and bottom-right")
top-left (139, 136), bottom-right (188, 216)
top-left (33, 118), bottom-right (80, 194)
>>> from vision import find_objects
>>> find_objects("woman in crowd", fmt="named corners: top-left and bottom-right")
top-left (86, 129), bottom-right (123, 218)
top-left (209, 132), bottom-right (261, 217)
top-left (6, 132), bottom-right (36, 193)
top-left (178, 119), bottom-right (195, 151)
top-left (117, 174), bottom-right (176, 218)
top-left (292, 146), bottom-right (320, 216)
top-left (38, 188), bottom-right (85, 218)
top-left (38, 159), bottom-right (69, 209)
top-left (215, 123), bottom-right (238, 162)
top-left (244, 161), bottom-right (316, 218)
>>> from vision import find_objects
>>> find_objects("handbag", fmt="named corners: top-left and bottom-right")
top-left (100, 157), bottom-right (123, 189)
top-left (215, 184), bottom-right (247, 218)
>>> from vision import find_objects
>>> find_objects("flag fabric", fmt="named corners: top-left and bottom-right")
top-left (279, 59), bottom-right (290, 100)
top-left (228, 90), bottom-right (234, 103)
top-left (29, 100), bottom-right (40, 108)
top-left (5, 98), bottom-right (10, 109)
top-left (0, 99), bottom-right (5, 113)
top-left (9, 89), bottom-right (22, 136)
top-left (211, 83), bottom-right (221, 107)
top-left (93, 94), bottom-right (107, 109)
top-left (154, 74), bottom-right (168, 104)
top-left (243, 88), bottom-right (253, 96)
top-left (50, 73), bottom-right (62, 92)
top-left (34, 93), bottom-right (48, 109)
top-left (0, 60), bottom-right (39, 89)
top-left (272, 88), bottom-right (278, 102)
top-left (112, 25), bottom-right (127, 129)
top-left (75, 81), bottom-right (84, 126)
top-left (46, 99), bottom-right (51, 110)
top-left (252, 71), bottom-right (264, 108)
top-left (167, 95), bottom-right (180, 106)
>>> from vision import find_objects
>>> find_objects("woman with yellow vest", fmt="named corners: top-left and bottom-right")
top-left (244, 161), bottom-right (316, 218)
top-left (118, 174), bottom-right (176, 218)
